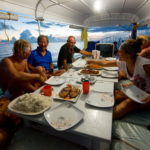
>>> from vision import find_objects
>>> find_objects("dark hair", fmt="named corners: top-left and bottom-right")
top-left (37, 35), bottom-right (49, 44)
top-left (120, 39), bottom-right (141, 58)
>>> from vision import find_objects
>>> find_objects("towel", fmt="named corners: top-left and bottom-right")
top-left (81, 27), bottom-right (88, 49)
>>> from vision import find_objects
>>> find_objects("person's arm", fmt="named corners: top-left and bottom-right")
top-left (143, 64), bottom-right (150, 77)
top-left (87, 60), bottom-right (117, 67)
top-left (138, 47), bottom-right (150, 57)
top-left (142, 96), bottom-right (150, 103)
top-left (80, 50), bottom-right (92, 56)
top-left (28, 63), bottom-right (46, 74)
top-left (3, 58), bottom-right (45, 82)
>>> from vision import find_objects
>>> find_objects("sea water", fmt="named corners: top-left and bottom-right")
top-left (0, 42), bottom-right (83, 67)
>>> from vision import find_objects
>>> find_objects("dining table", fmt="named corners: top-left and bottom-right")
top-left (10, 58), bottom-right (119, 150)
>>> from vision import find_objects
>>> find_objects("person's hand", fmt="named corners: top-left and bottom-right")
top-left (53, 69), bottom-right (66, 76)
top-left (35, 66), bottom-right (46, 74)
top-left (39, 72), bottom-right (47, 82)
top-left (121, 82), bottom-right (133, 88)
top-left (114, 90), bottom-right (128, 101)
top-left (118, 71), bottom-right (127, 79)
top-left (142, 96), bottom-right (150, 103)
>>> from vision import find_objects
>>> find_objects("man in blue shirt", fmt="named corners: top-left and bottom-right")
top-left (28, 35), bottom-right (65, 77)
top-left (28, 35), bottom-right (54, 74)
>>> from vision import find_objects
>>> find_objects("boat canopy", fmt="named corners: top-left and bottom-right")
top-left (0, 0), bottom-right (150, 27)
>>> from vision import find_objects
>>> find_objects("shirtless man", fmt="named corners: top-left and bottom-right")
top-left (0, 39), bottom-right (46, 99)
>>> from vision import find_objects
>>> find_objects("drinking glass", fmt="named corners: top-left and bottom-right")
top-left (43, 85), bottom-right (52, 96)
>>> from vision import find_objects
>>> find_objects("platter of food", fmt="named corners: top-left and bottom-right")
top-left (8, 93), bottom-right (53, 115)
top-left (86, 64), bottom-right (103, 70)
top-left (78, 69), bottom-right (101, 76)
top-left (54, 84), bottom-right (81, 102)
top-left (44, 102), bottom-right (84, 131)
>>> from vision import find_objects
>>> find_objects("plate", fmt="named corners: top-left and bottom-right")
top-left (105, 57), bottom-right (116, 61)
top-left (72, 58), bottom-right (86, 68)
top-left (8, 93), bottom-right (53, 115)
top-left (101, 70), bottom-right (118, 78)
top-left (121, 85), bottom-right (150, 103)
top-left (86, 91), bottom-right (114, 107)
top-left (78, 69), bottom-right (101, 76)
top-left (54, 84), bottom-right (81, 102)
top-left (45, 76), bottom-right (65, 86)
top-left (76, 76), bottom-right (97, 84)
top-left (103, 67), bottom-right (118, 71)
top-left (44, 102), bottom-right (84, 131)
top-left (93, 82), bottom-right (114, 93)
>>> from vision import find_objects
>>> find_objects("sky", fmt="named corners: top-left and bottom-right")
top-left (0, 10), bottom-right (150, 41)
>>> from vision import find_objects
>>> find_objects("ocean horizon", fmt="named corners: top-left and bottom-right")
top-left (0, 42), bottom-right (84, 64)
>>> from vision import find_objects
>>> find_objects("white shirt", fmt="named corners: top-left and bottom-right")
top-left (117, 56), bottom-right (150, 92)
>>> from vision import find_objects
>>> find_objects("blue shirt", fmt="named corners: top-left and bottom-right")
top-left (28, 47), bottom-right (53, 70)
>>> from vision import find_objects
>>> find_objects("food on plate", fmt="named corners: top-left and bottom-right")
top-left (12, 93), bottom-right (52, 113)
top-left (59, 84), bottom-right (80, 99)
top-left (80, 69), bottom-right (99, 75)
top-left (86, 64), bottom-right (103, 69)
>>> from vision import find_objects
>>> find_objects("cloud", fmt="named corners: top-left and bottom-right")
top-left (24, 21), bottom-right (54, 28)
top-left (0, 22), bottom-right (16, 31)
top-left (24, 20), bottom-right (67, 28)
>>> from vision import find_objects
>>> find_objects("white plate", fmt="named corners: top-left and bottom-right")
top-left (45, 76), bottom-right (65, 86)
top-left (86, 91), bottom-right (114, 107)
top-left (103, 67), bottom-right (118, 71)
top-left (105, 57), bottom-right (116, 61)
top-left (121, 85), bottom-right (150, 103)
top-left (44, 102), bottom-right (84, 131)
top-left (93, 82), bottom-right (114, 93)
top-left (8, 93), bottom-right (53, 115)
top-left (54, 84), bottom-right (81, 102)
top-left (72, 58), bottom-right (86, 68)
top-left (78, 69), bottom-right (101, 76)
top-left (101, 70), bottom-right (118, 78)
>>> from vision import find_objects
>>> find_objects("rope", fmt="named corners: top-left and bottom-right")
top-left (3, 20), bottom-right (10, 41)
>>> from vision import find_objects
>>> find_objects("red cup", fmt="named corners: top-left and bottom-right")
top-left (43, 85), bottom-right (52, 96)
top-left (82, 81), bottom-right (90, 94)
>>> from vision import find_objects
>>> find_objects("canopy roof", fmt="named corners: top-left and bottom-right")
top-left (1, 0), bottom-right (150, 27)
